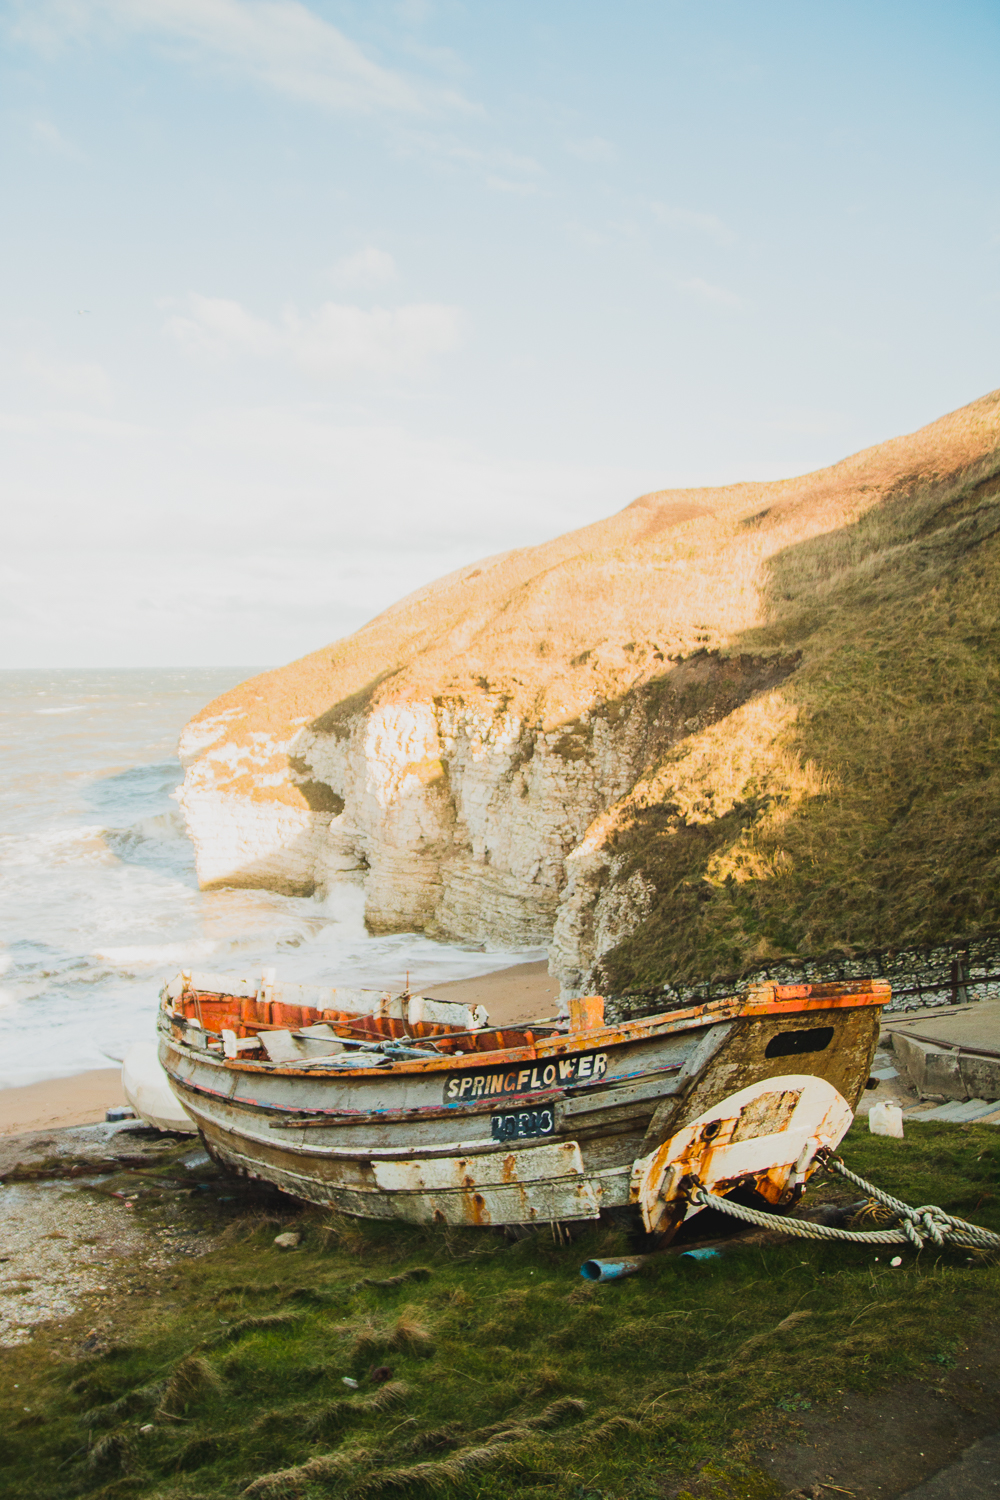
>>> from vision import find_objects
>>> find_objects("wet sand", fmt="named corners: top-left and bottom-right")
top-left (420, 958), bottom-right (560, 1026)
top-left (0, 960), bottom-right (557, 1137)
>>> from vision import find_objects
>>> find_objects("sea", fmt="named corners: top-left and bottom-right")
top-left (0, 669), bottom-right (542, 1089)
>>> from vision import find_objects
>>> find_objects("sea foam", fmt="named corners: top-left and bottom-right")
top-left (0, 668), bottom-right (540, 1089)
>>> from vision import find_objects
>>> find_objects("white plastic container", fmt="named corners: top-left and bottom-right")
top-left (869, 1101), bottom-right (904, 1138)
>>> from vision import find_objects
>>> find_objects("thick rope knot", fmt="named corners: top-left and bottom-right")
top-left (901, 1217), bottom-right (925, 1250)
top-left (819, 1152), bottom-right (1000, 1251)
top-left (912, 1207), bottom-right (952, 1246)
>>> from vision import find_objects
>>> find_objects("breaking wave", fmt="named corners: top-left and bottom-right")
top-left (0, 668), bottom-right (542, 1088)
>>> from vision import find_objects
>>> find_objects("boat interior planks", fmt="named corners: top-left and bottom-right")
top-left (156, 969), bottom-right (889, 1231)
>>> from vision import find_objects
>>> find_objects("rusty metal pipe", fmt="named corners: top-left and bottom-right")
top-left (579, 1255), bottom-right (651, 1282)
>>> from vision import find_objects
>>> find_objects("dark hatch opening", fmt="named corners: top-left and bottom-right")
top-left (765, 1025), bottom-right (835, 1058)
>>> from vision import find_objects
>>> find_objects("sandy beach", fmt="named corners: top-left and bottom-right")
top-left (420, 957), bottom-right (559, 1025)
top-left (0, 1068), bottom-right (126, 1138)
top-left (0, 960), bottom-right (558, 1138)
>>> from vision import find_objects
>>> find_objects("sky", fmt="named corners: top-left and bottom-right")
top-left (1, 0), bottom-right (998, 668)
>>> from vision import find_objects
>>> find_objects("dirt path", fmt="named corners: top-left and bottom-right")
top-left (759, 1324), bottom-right (1000, 1499)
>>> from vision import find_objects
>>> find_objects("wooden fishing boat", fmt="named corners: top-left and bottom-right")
top-left (157, 970), bottom-right (890, 1235)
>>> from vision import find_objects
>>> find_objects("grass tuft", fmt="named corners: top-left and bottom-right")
top-left (242, 1446), bottom-right (374, 1498)
top-left (207, 1313), bottom-right (301, 1346)
top-left (480, 1396), bottom-right (586, 1438)
top-left (157, 1356), bottom-right (224, 1417)
top-left (351, 1311), bottom-right (433, 1365)
top-left (79, 1383), bottom-right (165, 1429)
top-left (305, 1381), bottom-right (412, 1438)
top-left (345, 1436), bottom-right (524, 1497)
top-left (355, 1269), bottom-right (433, 1292)
top-left (85, 1432), bottom-right (133, 1476)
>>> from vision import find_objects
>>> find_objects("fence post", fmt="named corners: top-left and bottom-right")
top-left (950, 951), bottom-right (970, 1005)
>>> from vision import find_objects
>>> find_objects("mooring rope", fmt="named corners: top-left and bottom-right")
top-left (690, 1149), bottom-right (1000, 1252)
top-left (820, 1148), bottom-right (1000, 1250)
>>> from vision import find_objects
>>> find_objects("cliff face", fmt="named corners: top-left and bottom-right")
top-left (178, 390), bottom-right (1000, 994)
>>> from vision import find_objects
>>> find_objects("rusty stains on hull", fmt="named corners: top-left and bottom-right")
top-left (155, 970), bottom-right (889, 1226)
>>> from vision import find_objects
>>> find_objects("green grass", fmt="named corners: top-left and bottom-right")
top-left (3, 1121), bottom-right (999, 1500)
top-left (595, 463), bottom-right (1000, 991)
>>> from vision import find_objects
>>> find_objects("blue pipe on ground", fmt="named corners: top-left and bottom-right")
top-left (579, 1247), bottom-right (724, 1280)
top-left (579, 1256), bottom-right (650, 1281)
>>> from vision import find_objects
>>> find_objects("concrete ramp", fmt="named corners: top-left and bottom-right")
top-left (886, 1000), bottom-right (1000, 1101)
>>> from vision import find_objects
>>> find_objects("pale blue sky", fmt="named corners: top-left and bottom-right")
top-left (2, 1), bottom-right (998, 666)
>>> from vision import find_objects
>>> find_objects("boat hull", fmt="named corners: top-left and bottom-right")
top-left (159, 994), bottom-right (882, 1225)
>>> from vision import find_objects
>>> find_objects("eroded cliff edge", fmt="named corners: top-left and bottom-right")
top-left (178, 390), bottom-right (1000, 996)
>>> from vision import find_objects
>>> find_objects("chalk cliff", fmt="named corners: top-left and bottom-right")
top-left (178, 390), bottom-right (1000, 994)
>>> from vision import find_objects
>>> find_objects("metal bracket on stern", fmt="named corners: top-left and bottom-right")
top-left (629, 1073), bottom-right (854, 1236)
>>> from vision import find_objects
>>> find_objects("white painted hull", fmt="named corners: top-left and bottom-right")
top-left (157, 971), bottom-right (886, 1227)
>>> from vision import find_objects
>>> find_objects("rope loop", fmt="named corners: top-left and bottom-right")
top-left (817, 1149), bottom-right (1000, 1251)
top-left (901, 1218), bottom-right (924, 1250)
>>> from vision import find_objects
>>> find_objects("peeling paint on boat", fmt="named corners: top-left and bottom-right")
top-left (157, 970), bottom-right (888, 1229)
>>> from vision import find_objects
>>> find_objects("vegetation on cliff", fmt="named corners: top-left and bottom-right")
top-left (595, 433), bottom-right (1000, 991)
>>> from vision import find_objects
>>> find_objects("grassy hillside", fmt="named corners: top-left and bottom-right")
top-left (182, 389), bottom-right (1000, 986)
top-left (593, 431), bottom-right (1000, 991)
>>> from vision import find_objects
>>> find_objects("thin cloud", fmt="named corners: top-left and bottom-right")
top-left (13, 0), bottom-right (446, 115)
top-left (566, 136), bottom-right (616, 164)
top-left (653, 203), bottom-right (735, 246)
top-left (751, 410), bottom-right (846, 437)
top-left (679, 277), bottom-right (743, 310)
top-left (395, 129), bottom-right (541, 188)
top-left (328, 247), bottom-right (399, 290)
top-left (165, 293), bottom-right (463, 377)
top-left (0, 409), bottom-right (142, 438)
top-left (485, 174), bottom-right (541, 196)
top-left (23, 352), bottom-right (113, 406)
top-left (30, 118), bottom-right (87, 160)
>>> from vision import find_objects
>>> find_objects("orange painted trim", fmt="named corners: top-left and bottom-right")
top-left (740, 989), bottom-right (891, 1017)
top-left (197, 980), bottom-right (890, 1081)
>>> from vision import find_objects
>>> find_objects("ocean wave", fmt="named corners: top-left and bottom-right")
top-left (84, 761), bottom-right (184, 822)
top-left (93, 941), bottom-right (218, 966)
top-left (1, 669), bottom-right (546, 1090)
top-left (34, 705), bottom-right (88, 715)
top-left (0, 824), bottom-right (110, 867)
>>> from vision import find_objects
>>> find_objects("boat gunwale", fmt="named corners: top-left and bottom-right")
top-left (160, 982), bottom-right (890, 1081)
top-left (159, 1056), bottom-right (691, 1125)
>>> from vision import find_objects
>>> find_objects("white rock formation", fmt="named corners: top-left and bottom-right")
top-left (176, 653), bottom-right (799, 992)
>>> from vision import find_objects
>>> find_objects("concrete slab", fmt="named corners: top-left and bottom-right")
top-left (885, 1001), bottom-right (1000, 1101)
top-left (907, 1098), bottom-right (1000, 1123)
top-left (886, 999), bottom-right (1000, 1051)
